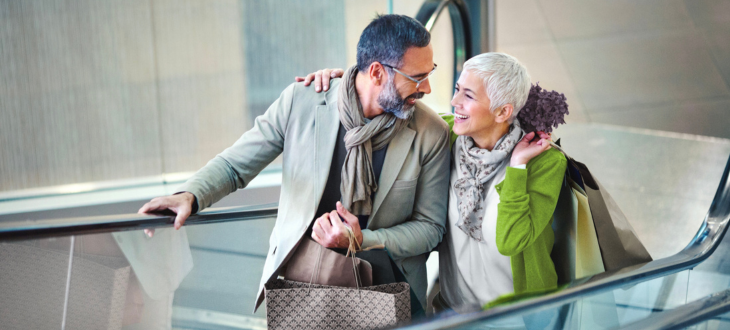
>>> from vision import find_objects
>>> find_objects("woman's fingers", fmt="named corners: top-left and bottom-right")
top-left (522, 131), bottom-right (536, 142)
top-left (536, 131), bottom-right (552, 141)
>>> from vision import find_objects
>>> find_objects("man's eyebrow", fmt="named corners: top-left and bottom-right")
top-left (411, 72), bottom-right (430, 79)
top-left (410, 64), bottom-right (437, 78)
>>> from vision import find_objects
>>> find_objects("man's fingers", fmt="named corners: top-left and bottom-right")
top-left (294, 76), bottom-right (304, 82)
top-left (138, 199), bottom-right (163, 214)
top-left (317, 214), bottom-right (333, 232)
top-left (305, 73), bottom-right (316, 86)
top-left (322, 69), bottom-right (331, 91)
top-left (173, 205), bottom-right (191, 230)
top-left (144, 229), bottom-right (155, 238)
top-left (329, 210), bottom-right (346, 229)
top-left (331, 69), bottom-right (344, 78)
top-left (336, 201), bottom-right (350, 215)
top-left (314, 72), bottom-right (322, 92)
top-left (335, 202), bottom-right (357, 226)
top-left (312, 219), bottom-right (326, 240)
top-left (311, 231), bottom-right (324, 246)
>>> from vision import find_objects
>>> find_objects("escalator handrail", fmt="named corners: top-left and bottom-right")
top-left (399, 153), bottom-right (730, 329)
top-left (2, 152), bottom-right (728, 328)
top-left (618, 287), bottom-right (730, 330)
top-left (0, 203), bottom-right (278, 241)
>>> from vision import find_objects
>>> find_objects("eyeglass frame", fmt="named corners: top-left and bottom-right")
top-left (381, 63), bottom-right (438, 89)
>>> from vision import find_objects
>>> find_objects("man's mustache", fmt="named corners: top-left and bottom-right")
top-left (406, 92), bottom-right (425, 100)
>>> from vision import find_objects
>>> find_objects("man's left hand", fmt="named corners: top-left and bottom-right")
top-left (311, 202), bottom-right (363, 248)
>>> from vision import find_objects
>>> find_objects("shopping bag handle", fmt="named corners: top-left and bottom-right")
top-left (306, 228), bottom-right (363, 293)
top-left (549, 140), bottom-right (599, 190)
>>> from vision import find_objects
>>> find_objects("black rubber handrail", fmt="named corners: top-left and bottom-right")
top-left (0, 203), bottom-right (278, 241)
top-left (398, 153), bottom-right (730, 329)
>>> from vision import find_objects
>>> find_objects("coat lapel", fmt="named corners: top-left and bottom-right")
top-left (368, 126), bottom-right (416, 228)
top-left (313, 85), bottom-right (341, 209)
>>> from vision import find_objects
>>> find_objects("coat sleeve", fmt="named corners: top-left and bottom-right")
top-left (360, 127), bottom-right (451, 259)
top-left (178, 84), bottom-right (295, 212)
top-left (495, 149), bottom-right (567, 256)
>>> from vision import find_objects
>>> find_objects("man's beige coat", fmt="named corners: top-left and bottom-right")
top-left (180, 79), bottom-right (450, 310)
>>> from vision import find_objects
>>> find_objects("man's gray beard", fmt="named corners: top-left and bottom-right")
top-left (378, 78), bottom-right (415, 120)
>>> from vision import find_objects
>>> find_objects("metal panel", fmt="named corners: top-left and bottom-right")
top-left (0, 0), bottom-right (163, 191)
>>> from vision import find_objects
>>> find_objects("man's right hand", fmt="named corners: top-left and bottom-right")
top-left (138, 192), bottom-right (195, 232)
top-left (295, 68), bottom-right (344, 92)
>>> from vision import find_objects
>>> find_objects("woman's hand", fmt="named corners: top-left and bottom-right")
top-left (295, 68), bottom-right (344, 92)
top-left (510, 131), bottom-right (551, 167)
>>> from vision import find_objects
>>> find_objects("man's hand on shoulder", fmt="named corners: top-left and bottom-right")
top-left (294, 68), bottom-right (344, 92)
top-left (138, 192), bottom-right (196, 236)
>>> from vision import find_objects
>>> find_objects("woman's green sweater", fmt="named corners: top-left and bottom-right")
top-left (442, 114), bottom-right (567, 296)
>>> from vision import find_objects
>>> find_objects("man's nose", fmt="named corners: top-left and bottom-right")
top-left (418, 78), bottom-right (432, 94)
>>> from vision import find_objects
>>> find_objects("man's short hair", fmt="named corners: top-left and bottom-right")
top-left (356, 14), bottom-right (431, 72)
top-left (463, 52), bottom-right (531, 121)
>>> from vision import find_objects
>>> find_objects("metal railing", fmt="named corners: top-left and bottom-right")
top-left (399, 153), bottom-right (730, 329)
top-left (0, 203), bottom-right (278, 241)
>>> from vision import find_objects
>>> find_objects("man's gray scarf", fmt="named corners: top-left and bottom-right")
top-left (338, 66), bottom-right (409, 215)
top-left (453, 120), bottom-right (524, 242)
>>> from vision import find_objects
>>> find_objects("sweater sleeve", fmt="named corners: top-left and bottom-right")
top-left (494, 148), bottom-right (567, 256)
top-left (439, 113), bottom-right (459, 147)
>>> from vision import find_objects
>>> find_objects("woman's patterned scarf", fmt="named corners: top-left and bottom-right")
top-left (453, 120), bottom-right (524, 242)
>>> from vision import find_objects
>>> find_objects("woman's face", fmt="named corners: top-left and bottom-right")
top-left (451, 70), bottom-right (499, 140)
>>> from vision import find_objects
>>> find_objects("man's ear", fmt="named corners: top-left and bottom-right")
top-left (368, 62), bottom-right (388, 86)
top-left (495, 104), bottom-right (514, 124)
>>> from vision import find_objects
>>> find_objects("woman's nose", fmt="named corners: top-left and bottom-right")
top-left (451, 93), bottom-right (460, 108)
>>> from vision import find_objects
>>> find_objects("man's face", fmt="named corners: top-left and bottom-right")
top-left (378, 43), bottom-right (434, 119)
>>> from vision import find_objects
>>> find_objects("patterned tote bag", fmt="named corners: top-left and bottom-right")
top-left (266, 231), bottom-right (410, 329)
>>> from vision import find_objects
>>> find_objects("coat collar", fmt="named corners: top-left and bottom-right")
top-left (320, 80), bottom-right (416, 227)
top-left (368, 124), bottom-right (415, 228)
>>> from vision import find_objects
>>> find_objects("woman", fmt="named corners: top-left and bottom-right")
top-left (298, 52), bottom-right (566, 313)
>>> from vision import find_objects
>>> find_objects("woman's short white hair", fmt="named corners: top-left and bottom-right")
top-left (463, 52), bottom-right (531, 121)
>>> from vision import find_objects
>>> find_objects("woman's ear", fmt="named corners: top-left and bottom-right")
top-left (368, 62), bottom-right (387, 86)
top-left (495, 104), bottom-right (514, 124)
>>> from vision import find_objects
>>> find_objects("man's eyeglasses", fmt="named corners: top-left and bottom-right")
top-left (382, 63), bottom-right (438, 89)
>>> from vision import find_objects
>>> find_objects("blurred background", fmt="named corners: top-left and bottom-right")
top-left (2, 1), bottom-right (730, 328)
top-left (3, 0), bottom-right (727, 193)
top-left (3, 0), bottom-right (730, 256)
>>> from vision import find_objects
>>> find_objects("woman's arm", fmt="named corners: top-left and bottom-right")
top-left (495, 148), bottom-right (567, 256)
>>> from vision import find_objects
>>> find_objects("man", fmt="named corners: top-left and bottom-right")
top-left (139, 14), bottom-right (449, 310)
